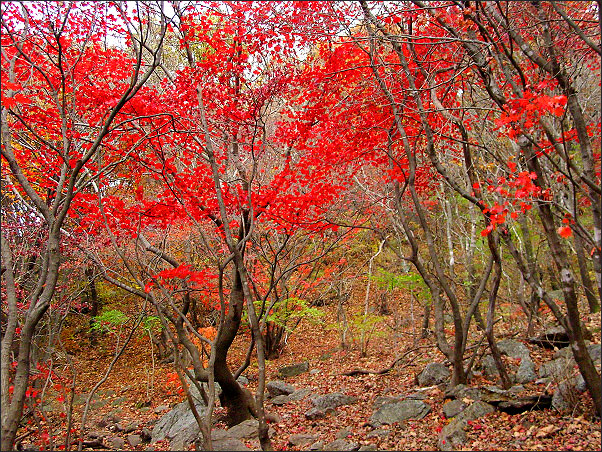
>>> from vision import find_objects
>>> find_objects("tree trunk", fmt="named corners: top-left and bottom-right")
top-left (521, 139), bottom-right (601, 416)
top-left (574, 230), bottom-right (600, 313)
top-left (213, 271), bottom-right (256, 425)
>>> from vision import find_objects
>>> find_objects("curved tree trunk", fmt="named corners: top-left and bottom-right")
top-left (213, 270), bottom-right (256, 425)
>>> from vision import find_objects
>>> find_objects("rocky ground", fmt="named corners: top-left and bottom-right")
top-left (16, 294), bottom-right (602, 451)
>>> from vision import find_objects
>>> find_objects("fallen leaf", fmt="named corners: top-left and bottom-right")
top-left (535, 424), bottom-right (559, 438)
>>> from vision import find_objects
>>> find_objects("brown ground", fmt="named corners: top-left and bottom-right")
top-left (16, 288), bottom-right (602, 451)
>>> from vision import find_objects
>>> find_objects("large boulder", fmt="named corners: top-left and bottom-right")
top-left (212, 419), bottom-right (274, 441)
top-left (439, 401), bottom-right (495, 451)
top-left (288, 388), bottom-right (313, 401)
top-left (479, 355), bottom-right (498, 378)
top-left (498, 340), bottom-right (531, 359)
top-left (212, 438), bottom-right (251, 451)
top-left (370, 400), bottom-right (431, 426)
top-left (219, 420), bottom-right (256, 440)
top-left (311, 392), bottom-right (358, 411)
top-left (529, 326), bottom-right (569, 349)
top-left (278, 361), bottom-right (309, 378)
top-left (266, 380), bottom-right (295, 398)
top-left (270, 395), bottom-right (290, 405)
top-left (305, 407), bottom-right (335, 420)
top-left (515, 357), bottom-right (537, 384)
top-left (289, 433), bottom-right (319, 447)
top-left (416, 363), bottom-right (450, 386)
top-left (479, 340), bottom-right (536, 384)
top-left (126, 434), bottom-right (141, 447)
top-left (445, 384), bottom-right (490, 402)
top-left (151, 400), bottom-right (207, 445)
top-left (588, 343), bottom-right (601, 362)
top-left (554, 343), bottom-right (601, 363)
top-left (184, 375), bottom-right (221, 404)
top-left (539, 356), bottom-right (574, 379)
top-left (442, 399), bottom-right (466, 419)
top-left (372, 395), bottom-right (402, 410)
top-left (552, 381), bottom-right (579, 413)
top-left (446, 384), bottom-right (551, 414)
top-left (324, 438), bottom-right (360, 451)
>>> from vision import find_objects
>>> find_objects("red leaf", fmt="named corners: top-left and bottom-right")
top-left (4, 81), bottom-right (22, 90)
top-left (557, 226), bottom-right (572, 238)
top-left (481, 225), bottom-right (494, 236)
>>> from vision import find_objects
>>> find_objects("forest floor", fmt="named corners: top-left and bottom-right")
top-left (18, 288), bottom-right (602, 451)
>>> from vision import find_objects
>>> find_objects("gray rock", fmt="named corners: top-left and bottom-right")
top-left (588, 343), bottom-right (601, 362)
top-left (359, 445), bottom-right (378, 451)
top-left (265, 412), bottom-right (282, 424)
top-left (484, 385), bottom-right (508, 394)
top-left (439, 401), bottom-right (495, 451)
top-left (310, 440), bottom-right (324, 450)
top-left (124, 422), bottom-right (139, 433)
top-left (370, 400), bottom-right (431, 426)
top-left (325, 438), bottom-right (360, 451)
top-left (372, 396), bottom-right (402, 410)
top-left (223, 419), bottom-right (262, 440)
top-left (539, 356), bottom-right (573, 379)
top-left (554, 343), bottom-right (602, 363)
top-left (337, 428), bottom-right (352, 439)
top-left (288, 388), bottom-right (312, 401)
top-left (480, 355), bottom-right (498, 378)
top-left (237, 375), bottom-right (250, 386)
top-left (515, 357), bottom-right (537, 384)
top-left (151, 400), bottom-right (207, 444)
top-left (529, 325), bottom-right (569, 349)
top-left (498, 340), bottom-right (531, 359)
top-left (481, 349), bottom-right (535, 384)
top-left (170, 428), bottom-right (197, 450)
top-left (310, 368), bottom-right (321, 375)
top-left (442, 399), bottom-right (466, 419)
top-left (99, 413), bottom-right (121, 427)
top-left (305, 407), bottom-right (334, 420)
top-left (510, 384), bottom-right (525, 393)
top-left (416, 362), bottom-right (450, 386)
top-left (127, 434), bottom-right (142, 447)
top-left (289, 433), bottom-right (319, 446)
top-left (87, 431), bottom-right (104, 440)
top-left (271, 395), bottom-right (290, 405)
top-left (278, 361), bottom-right (310, 378)
top-left (406, 392), bottom-right (426, 400)
top-left (311, 392), bottom-right (358, 411)
top-left (267, 380), bottom-right (295, 398)
top-left (552, 381), bottom-right (578, 413)
top-left (153, 404), bottom-right (170, 414)
top-left (575, 374), bottom-right (587, 393)
top-left (212, 438), bottom-right (251, 451)
top-left (367, 429), bottom-right (390, 439)
top-left (185, 375), bottom-right (221, 403)
top-left (109, 437), bottom-right (125, 449)
top-left (553, 346), bottom-right (573, 360)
